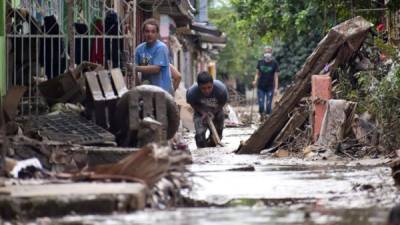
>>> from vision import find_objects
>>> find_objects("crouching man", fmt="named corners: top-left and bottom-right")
top-left (186, 72), bottom-right (228, 148)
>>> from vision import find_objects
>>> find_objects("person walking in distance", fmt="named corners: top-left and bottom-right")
top-left (252, 45), bottom-right (280, 121)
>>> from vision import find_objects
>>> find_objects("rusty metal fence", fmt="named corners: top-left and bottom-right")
top-left (6, 0), bottom-right (136, 116)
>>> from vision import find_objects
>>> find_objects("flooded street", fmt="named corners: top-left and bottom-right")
top-left (2, 0), bottom-right (400, 224)
top-left (35, 126), bottom-right (400, 225)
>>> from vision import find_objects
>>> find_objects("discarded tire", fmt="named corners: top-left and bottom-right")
top-left (113, 85), bottom-right (179, 146)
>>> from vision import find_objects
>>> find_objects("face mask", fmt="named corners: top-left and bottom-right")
top-left (264, 53), bottom-right (273, 61)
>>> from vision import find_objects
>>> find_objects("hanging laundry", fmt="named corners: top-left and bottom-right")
top-left (74, 23), bottom-right (90, 65)
top-left (90, 19), bottom-right (104, 65)
top-left (105, 10), bottom-right (123, 68)
top-left (40, 15), bottom-right (67, 79)
top-left (10, 9), bottom-right (41, 86)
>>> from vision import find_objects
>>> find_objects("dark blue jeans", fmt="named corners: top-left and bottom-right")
top-left (257, 89), bottom-right (273, 115)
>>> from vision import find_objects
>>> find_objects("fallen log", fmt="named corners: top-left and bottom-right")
top-left (236, 16), bottom-right (372, 154)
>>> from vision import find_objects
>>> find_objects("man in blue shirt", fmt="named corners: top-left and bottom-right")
top-left (187, 72), bottom-right (228, 148)
top-left (135, 18), bottom-right (173, 94)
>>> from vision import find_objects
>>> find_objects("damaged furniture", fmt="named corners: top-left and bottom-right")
top-left (39, 64), bottom-right (179, 148)
top-left (85, 68), bottom-right (128, 129)
top-left (113, 85), bottom-right (180, 147)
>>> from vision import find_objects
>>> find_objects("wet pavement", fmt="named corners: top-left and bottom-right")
top-left (26, 126), bottom-right (400, 225)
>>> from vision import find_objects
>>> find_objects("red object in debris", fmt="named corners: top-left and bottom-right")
top-left (377, 23), bottom-right (385, 32)
top-left (90, 20), bottom-right (104, 65)
top-left (312, 75), bottom-right (332, 142)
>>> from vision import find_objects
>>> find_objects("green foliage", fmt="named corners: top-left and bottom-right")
top-left (273, 32), bottom-right (321, 85)
top-left (209, 3), bottom-right (262, 83)
top-left (209, 0), bottom-right (388, 86)
top-left (386, 0), bottom-right (400, 11)
top-left (358, 66), bottom-right (400, 150)
top-left (374, 37), bottom-right (399, 61)
top-left (231, 0), bottom-right (351, 40)
top-left (336, 40), bottom-right (400, 150)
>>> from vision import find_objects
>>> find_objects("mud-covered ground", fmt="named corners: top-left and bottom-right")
top-left (28, 126), bottom-right (400, 225)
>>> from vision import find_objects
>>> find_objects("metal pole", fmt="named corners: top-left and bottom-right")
top-left (67, 0), bottom-right (75, 70)
top-left (128, 0), bottom-right (136, 89)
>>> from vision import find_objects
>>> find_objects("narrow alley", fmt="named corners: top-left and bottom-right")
top-left (1, 0), bottom-right (400, 225)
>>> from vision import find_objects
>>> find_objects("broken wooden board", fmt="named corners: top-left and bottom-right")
top-left (155, 92), bottom-right (168, 143)
top-left (98, 70), bottom-right (118, 100)
top-left (115, 85), bottom-right (180, 147)
top-left (111, 68), bottom-right (129, 98)
top-left (316, 99), bottom-right (357, 148)
top-left (206, 116), bottom-right (224, 147)
top-left (39, 72), bottom-right (84, 105)
top-left (85, 71), bottom-right (105, 101)
top-left (70, 145), bottom-right (140, 167)
top-left (236, 16), bottom-right (372, 154)
top-left (88, 144), bottom-right (170, 187)
top-left (272, 106), bottom-right (309, 147)
top-left (2, 86), bottom-right (27, 121)
top-left (5, 133), bottom-right (140, 172)
top-left (0, 182), bottom-right (147, 219)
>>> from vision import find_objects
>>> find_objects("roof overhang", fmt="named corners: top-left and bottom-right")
top-left (190, 22), bottom-right (222, 36)
top-left (197, 32), bottom-right (227, 44)
top-left (141, 0), bottom-right (196, 27)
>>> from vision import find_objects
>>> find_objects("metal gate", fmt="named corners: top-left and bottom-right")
top-left (6, 0), bottom-right (136, 116)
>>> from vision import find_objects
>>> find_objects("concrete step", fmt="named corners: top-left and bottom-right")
top-left (0, 182), bottom-right (147, 219)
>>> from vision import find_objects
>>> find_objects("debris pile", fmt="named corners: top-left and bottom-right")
top-left (0, 60), bottom-right (191, 218)
top-left (236, 16), bottom-right (386, 159)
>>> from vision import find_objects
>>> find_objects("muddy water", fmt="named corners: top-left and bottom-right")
top-left (36, 127), bottom-right (399, 225)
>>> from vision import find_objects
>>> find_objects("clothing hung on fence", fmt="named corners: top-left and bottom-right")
top-left (9, 9), bottom-right (41, 86)
top-left (90, 19), bottom-right (104, 65)
top-left (40, 15), bottom-right (67, 78)
top-left (105, 10), bottom-right (123, 68)
top-left (74, 23), bottom-right (90, 65)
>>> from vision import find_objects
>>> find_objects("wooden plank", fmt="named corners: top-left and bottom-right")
top-left (94, 101), bottom-right (107, 129)
top-left (2, 86), bottom-right (27, 121)
top-left (206, 117), bottom-right (224, 147)
top-left (273, 106), bottom-right (309, 146)
top-left (85, 71), bottom-right (104, 101)
top-left (154, 92), bottom-right (167, 126)
top-left (128, 90), bottom-right (140, 131)
top-left (142, 91), bottom-right (154, 118)
top-left (154, 92), bottom-right (167, 141)
top-left (111, 68), bottom-right (128, 97)
top-left (236, 17), bottom-right (372, 154)
top-left (98, 70), bottom-right (117, 100)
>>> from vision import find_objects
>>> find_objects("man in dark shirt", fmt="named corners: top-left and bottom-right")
top-left (187, 72), bottom-right (228, 148)
top-left (252, 46), bottom-right (280, 119)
